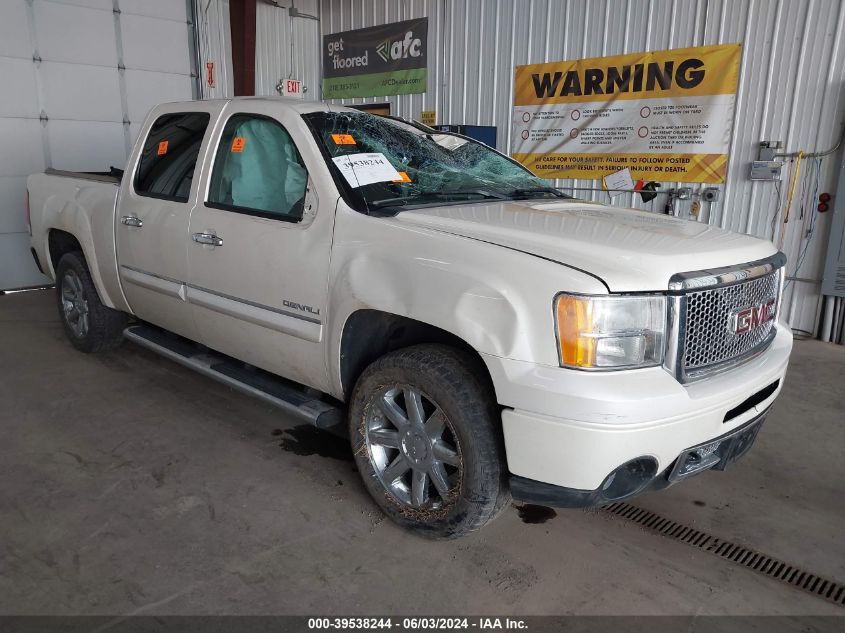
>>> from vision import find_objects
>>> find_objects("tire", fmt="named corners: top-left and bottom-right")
top-left (56, 251), bottom-right (127, 353)
top-left (349, 344), bottom-right (509, 539)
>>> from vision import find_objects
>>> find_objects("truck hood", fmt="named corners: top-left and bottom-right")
top-left (394, 200), bottom-right (777, 292)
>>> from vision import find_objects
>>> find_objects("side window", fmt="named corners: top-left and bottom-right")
top-left (207, 114), bottom-right (309, 221)
top-left (135, 112), bottom-right (210, 202)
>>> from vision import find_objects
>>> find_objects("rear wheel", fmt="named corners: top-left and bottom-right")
top-left (349, 344), bottom-right (508, 539)
top-left (56, 252), bottom-right (127, 353)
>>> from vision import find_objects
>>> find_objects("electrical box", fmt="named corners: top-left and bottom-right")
top-left (750, 161), bottom-right (783, 181)
top-left (758, 140), bottom-right (783, 161)
top-left (702, 187), bottom-right (720, 202)
top-left (433, 125), bottom-right (497, 149)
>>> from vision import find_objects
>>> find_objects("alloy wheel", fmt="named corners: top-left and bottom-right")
top-left (363, 384), bottom-right (462, 510)
top-left (61, 270), bottom-right (89, 339)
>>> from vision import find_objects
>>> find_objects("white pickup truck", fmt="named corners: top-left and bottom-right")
top-left (27, 97), bottom-right (792, 538)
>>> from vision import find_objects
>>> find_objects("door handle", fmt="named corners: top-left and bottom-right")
top-left (120, 216), bottom-right (143, 228)
top-left (192, 232), bottom-right (223, 247)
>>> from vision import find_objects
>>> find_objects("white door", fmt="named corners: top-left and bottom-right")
top-left (186, 105), bottom-right (336, 392)
top-left (0, 0), bottom-right (196, 290)
top-left (116, 109), bottom-right (212, 340)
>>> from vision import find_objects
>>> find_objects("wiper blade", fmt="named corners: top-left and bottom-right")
top-left (370, 189), bottom-right (507, 208)
top-left (368, 197), bottom-right (416, 208)
top-left (439, 188), bottom-right (508, 200)
top-left (508, 187), bottom-right (569, 199)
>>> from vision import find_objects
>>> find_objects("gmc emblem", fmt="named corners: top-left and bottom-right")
top-left (729, 298), bottom-right (777, 334)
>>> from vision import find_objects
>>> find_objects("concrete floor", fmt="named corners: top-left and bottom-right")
top-left (1, 289), bottom-right (843, 616)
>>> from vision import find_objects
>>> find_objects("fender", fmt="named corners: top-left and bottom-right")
top-left (324, 204), bottom-right (607, 399)
top-left (32, 173), bottom-right (131, 313)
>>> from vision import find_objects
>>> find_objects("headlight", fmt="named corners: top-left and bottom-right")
top-left (554, 293), bottom-right (667, 370)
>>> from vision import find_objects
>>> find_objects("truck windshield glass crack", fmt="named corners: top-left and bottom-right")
top-left (303, 111), bottom-right (569, 212)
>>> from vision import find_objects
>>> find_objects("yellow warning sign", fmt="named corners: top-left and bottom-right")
top-left (420, 110), bottom-right (436, 126)
top-left (512, 44), bottom-right (741, 183)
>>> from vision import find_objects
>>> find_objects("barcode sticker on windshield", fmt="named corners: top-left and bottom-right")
top-left (331, 153), bottom-right (401, 188)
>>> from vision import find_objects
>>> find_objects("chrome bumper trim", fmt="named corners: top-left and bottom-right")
top-left (667, 252), bottom-right (787, 293)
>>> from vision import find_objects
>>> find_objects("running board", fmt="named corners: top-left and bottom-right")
top-left (123, 324), bottom-right (343, 430)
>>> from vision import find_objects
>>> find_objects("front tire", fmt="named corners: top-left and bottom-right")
top-left (349, 344), bottom-right (508, 539)
top-left (56, 252), bottom-right (127, 353)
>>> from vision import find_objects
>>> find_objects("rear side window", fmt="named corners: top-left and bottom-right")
top-left (135, 112), bottom-right (210, 202)
top-left (207, 114), bottom-right (308, 222)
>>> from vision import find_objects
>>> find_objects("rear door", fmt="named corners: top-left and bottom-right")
top-left (116, 107), bottom-right (213, 340)
top-left (186, 103), bottom-right (336, 392)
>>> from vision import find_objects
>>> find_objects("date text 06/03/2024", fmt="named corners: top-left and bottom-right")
top-left (306, 618), bottom-right (529, 630)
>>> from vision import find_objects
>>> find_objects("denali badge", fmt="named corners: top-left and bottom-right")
top-left (283, 299), bottom-right (320, 316)
top-left (729, 298), bottom-right (776, 334)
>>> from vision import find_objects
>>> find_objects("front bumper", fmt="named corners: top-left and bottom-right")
top-left (510, 407), bottom-right (769, 507)
top-left (482, 321), bottom-right (792, 492)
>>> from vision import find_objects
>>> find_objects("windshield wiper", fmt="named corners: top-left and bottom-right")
top-left (439, 188), bottom-right (509, 200)
top-left (370, 189), bottom-right (507, 208)
top-left (508, 186), bottom-right (568, 199)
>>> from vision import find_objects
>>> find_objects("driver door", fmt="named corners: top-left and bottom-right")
top-left (186, 105), bottom-right (335, 392)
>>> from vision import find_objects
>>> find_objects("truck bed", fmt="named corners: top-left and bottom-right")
top-left (27, 169), bottom-right (125, 311)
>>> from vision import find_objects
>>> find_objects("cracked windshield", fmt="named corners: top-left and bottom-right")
top-left (303, 110), bottom-right (569, 212)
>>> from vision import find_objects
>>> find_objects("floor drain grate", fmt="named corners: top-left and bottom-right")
top-left (602, 501), bottom-right (845, 609)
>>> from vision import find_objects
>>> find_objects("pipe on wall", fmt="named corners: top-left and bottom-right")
top-left (821, 296), bottom-right (834, 342)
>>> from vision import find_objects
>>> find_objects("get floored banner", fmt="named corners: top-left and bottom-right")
top-left (322, 18), bottom-right (428, 99)
top-left (512, 44), bottom-right (741, 183)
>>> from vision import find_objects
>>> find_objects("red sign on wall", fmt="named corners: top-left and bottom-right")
top-left (282, 79), bottom-right (303, 98)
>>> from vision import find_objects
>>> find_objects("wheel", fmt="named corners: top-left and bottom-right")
top-left (349, 344), bottom-right (509, 539)
top-left (56, 252), bottom-right (127, 353)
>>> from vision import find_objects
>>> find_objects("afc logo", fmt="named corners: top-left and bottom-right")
top-left (729, 298), bottom-right (776, 334)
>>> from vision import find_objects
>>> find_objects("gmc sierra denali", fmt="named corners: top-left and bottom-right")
top-left (27, 97), bottom-right (791, 538)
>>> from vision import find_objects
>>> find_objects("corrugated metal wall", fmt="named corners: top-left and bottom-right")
top-left (196, 0), bottom-right (234, 99)
top-left (196, 0), bottom-right (319, 99)
top-left (255, 0), bottom-right (321, 98)
top-left (203, 0), bottom-right (845, 338)
top-left (317, 0), bottom-right (845, 338)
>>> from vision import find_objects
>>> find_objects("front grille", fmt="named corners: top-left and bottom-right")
top-left (682, 271), bottom-right (780, 372)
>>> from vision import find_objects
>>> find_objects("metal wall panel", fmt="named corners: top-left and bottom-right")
top-left (255, 0), bottom-right (321, 99)
top-left (196, 0), bottom-right (235, 99)
top-left (317, 0), bottom-right (845, 338)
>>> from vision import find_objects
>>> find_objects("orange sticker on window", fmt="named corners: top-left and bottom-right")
top-left (231, 136), bottom-right (247, 153)
top-left (392, 171), bottom-right (412, 183)
top-left (331, 133), bottom-right (357, 145)
top-left (157, 140), bottom-right (168, 156)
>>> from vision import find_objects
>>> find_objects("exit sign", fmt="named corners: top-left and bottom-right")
top-left (281, 79), bottom-right (304, 99)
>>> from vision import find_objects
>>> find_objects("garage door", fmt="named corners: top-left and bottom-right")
top-left (0, 0), bottom-right (198, 291)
